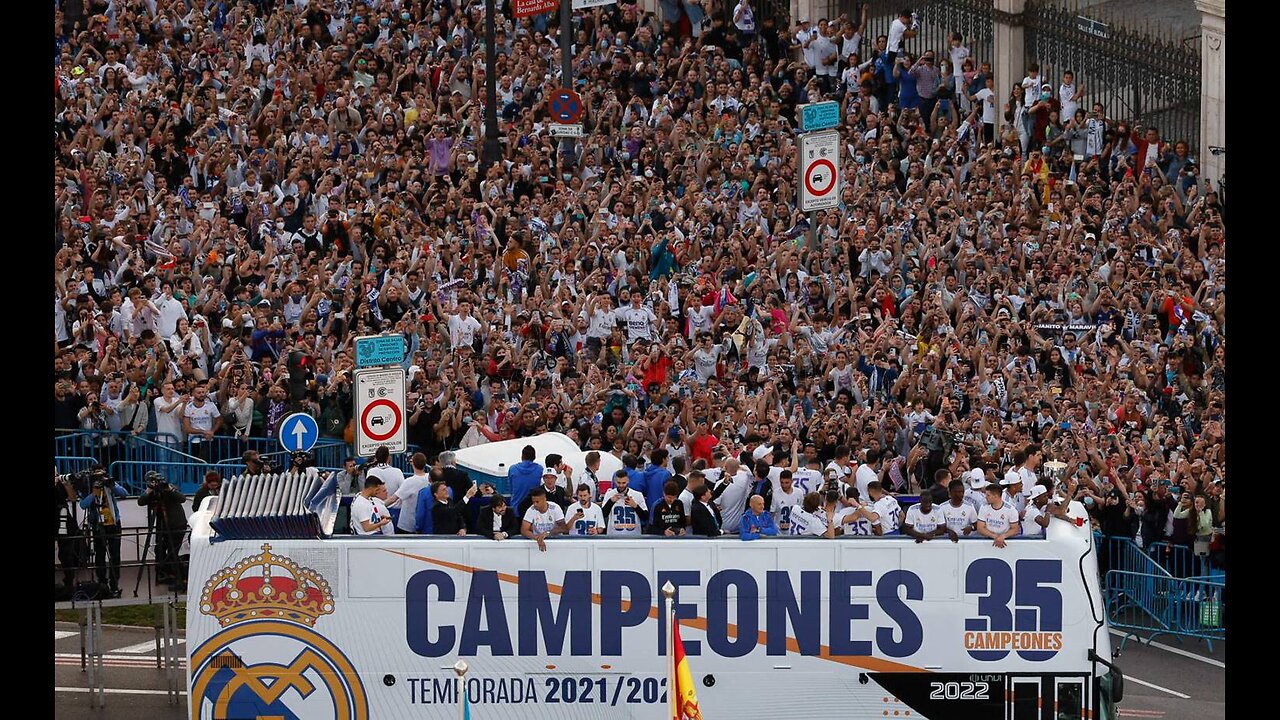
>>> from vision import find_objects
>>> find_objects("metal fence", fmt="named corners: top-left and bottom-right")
top-left (1105, 570), bottom-right (1224, 653)
top-left (1024, 0), bottom-right (1201, 149)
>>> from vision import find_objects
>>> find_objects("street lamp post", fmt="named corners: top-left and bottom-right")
top-left (482, 0), bottom-right (502, 168)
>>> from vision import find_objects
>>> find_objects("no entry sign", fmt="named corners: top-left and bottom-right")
top-left (353, 367), bottom-right (407, 456)
top-left (797, 130), bottom-right (841, 211)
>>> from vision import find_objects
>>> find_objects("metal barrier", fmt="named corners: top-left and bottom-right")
top-left (1145, 540), bottom-right (1217, 580)
top-left (1105, 570), bottom-right (1224, 653)
top-left (109, 461), bottom-right (217, 495)
top-left (55, 456), bottom-right (100, 475)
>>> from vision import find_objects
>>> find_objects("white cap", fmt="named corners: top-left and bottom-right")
top-left (752, 444), bottom-right (774, 462)
top-left (1002, 470), bottom-right (1023, 486)
top-left (1025, 484), bottom-right (1048, 500)
top-left (968, 469), bottom-right (990, 488)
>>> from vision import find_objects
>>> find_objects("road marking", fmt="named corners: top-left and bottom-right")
top-left (55, 687), bottom-right (187, 696)
top-left (1125, 675), bottom-right (1190, 699)
top-left (114, 638), bottom-right (184, 654)
top-left (1118, 711), bottom-right (1166, 718)
top-left (54, 630), bottom-right (77, 640)
top-left (1110, 629), bottom-right (1224, 668)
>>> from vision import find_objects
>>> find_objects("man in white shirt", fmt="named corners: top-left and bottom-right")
top-left (940, 478), bottom-right (979, 537)
top-left (154, 281), bottom-right (188, 339)
top-left (394, 453), bottom-right (433, 533)
top-left (1001, 470), bottom-right (1027, 517)
top-left (964, 467), bottom-right (992, 513)
top-left (792, 466), bottom-right (825, 496)
top-left (904, 492), bottom-right (954, 542)
top-left (771, 470), bottom-right (806, 534)
top-left (811, 23), bottom-right (840, 91)
top-left (617, 292), bottom-right (658, 343)
top-left (181, 383), bottom-right (221, 459)
top-left (601, 472), bottom-right (648, 535)
top-left (1021, 484), bottom-right (1066, 537)
top-left (565, 484), bottom-right (607, 536)
top-left (970, 74), bottom-right (998, 144)
top-left (1058, 69), bottom-right (1083, 121)
top-left (446, 302), bottom-right (483, 351)
top-left (789, 492), bottom-right (834, 537)
top-left (795, 18), bottom-right (818, 72)
top-left (152, 382), bottom-right (186, 444)
top-left (351, 477), bottom-right (395, 535)
top-left (521, 487), bottom-right (567, 551)
top-left (886, 9), bottom-right (916, 60)
top-left (836, 487), bottom-right (876, 536)
top-left (977, 485), bottom-right (1021, 547)
top-left (854, 449), bottom-right (882, 500)
top-left (710, 459), bottom-right (752, 532)
top-left (863, 481), bottom-right (901, 535)
top-left (367, 445), bottom-right (406, 498)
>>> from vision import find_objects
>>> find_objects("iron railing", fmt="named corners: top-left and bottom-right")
top-left (1024, 0), bottom-right (1201, 149)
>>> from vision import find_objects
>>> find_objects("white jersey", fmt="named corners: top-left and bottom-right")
top-left (905, 504), bottom-right (945, 535)
top-left (771, 486), bottom-right (806, 534)
top-left (351, 494), bottom-right (394, 536)
top-left (836, 504), bottom-right (874, 536)
top-left (522, 503), bottom-right (566, 535)
top-left (788, 506), bottom-right (828, 536)
top-left (791, 469), bottom-right (824, 495)
top-left (1004, 490), bottom-right (1028, 517)
top-left (855, 464), bottom-right (879, 500)
top-left (872, 496), bottom-right (902, 534)
top-left (978, 503), bottom-right (1020, 536)
top-left (367, 465), bottom-right (406, 498)
top-left (616, 306), bottom-right (658, 342)
top-left (940, 501), bottom-right (978, 535)
top-left (602, 487), bottom-right (648, 535)
top-left (1021, 503), bottom-right (1046, 537)
top-left (565, 502), bottom-right (606, 536)
top-left (677, 488), bottom-right (696, 519)
top-left (964, 488), bottom-right (989, 514)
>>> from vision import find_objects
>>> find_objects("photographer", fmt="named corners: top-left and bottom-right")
top-left (137, 471), bottom-right (188, 589)
top-left (53, 469), bottom-right (89, 595)
top-left (192, 471), bottom-right (222, 513)
top-left (75, 465), bottom-right (128, 598)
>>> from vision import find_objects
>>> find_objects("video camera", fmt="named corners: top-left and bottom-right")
top-left (56, 465), bottom-right (109, 493)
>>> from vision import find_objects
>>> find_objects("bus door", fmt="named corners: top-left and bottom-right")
top-left (1053, 676), bottom-right (1086, 720)
top-left (1006, 676), bottom-right (1088, 720)
top-left (1007, 676), bottom-right (1044, 720)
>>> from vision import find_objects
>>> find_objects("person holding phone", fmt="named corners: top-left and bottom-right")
top-left (566, 484), bottom-right (606, 536)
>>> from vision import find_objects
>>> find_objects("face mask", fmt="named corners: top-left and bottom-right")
top-left (1083, 496), bottom-right (1094, 507)
top-left (401, 12), bottom-right (412, 21)
top-left (183, 33), bottom-right (192, 42)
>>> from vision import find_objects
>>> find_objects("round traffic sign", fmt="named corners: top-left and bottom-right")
top-left (547, 88), bottom-right (583, 124)
top-left (360, 398), bottom-right (402, 442)
top-left (804, 158), bottom-right (837, 198)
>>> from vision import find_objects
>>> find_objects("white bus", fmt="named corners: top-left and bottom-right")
top-left (187, 497), bottom-right (1123, 720)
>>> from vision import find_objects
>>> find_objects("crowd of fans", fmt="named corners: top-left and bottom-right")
top-left (54, 0), bottom-right (1224, 569)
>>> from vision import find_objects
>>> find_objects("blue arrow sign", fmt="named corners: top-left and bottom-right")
top-left (279, 412), bottom-right (319, 453)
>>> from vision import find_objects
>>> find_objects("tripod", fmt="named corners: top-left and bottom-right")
top-left (133, 505), bottom-right (156, 598)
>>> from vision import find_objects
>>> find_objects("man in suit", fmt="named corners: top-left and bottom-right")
top-left (438, 451), bottom-right (473, 499)
top-left (519, 469), bottom-right (571, 517)
top-left (690, 484), bottom-right (724, 537)
top-left (431, 481), bottom-right (476, 535)
top-left (475, 494), bottom-right (521, 540)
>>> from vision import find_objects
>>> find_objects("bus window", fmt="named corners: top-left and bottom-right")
top-left (1056, 679), bottom-right (1084, 720)
top-left (1011, 678), bottom-right (1040, 720)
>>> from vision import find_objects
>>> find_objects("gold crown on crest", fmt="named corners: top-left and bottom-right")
top-left (199, 544), bottom-right (335, 628)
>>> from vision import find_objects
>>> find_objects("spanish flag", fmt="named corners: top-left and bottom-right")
top-left (670, 617), bottom-right (703, 720)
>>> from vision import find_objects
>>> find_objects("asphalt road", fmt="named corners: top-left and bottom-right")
top-left (53, 622), bottom-right (1223, 720)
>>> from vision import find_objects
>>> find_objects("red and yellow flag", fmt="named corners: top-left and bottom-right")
top-left (671, 619), bottom-right (703, 720)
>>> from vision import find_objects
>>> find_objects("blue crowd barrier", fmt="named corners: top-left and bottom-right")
top-left (1105, 570), bottom-right (1225, 653)
top-left (54, 455), bottom-right (100, 475)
